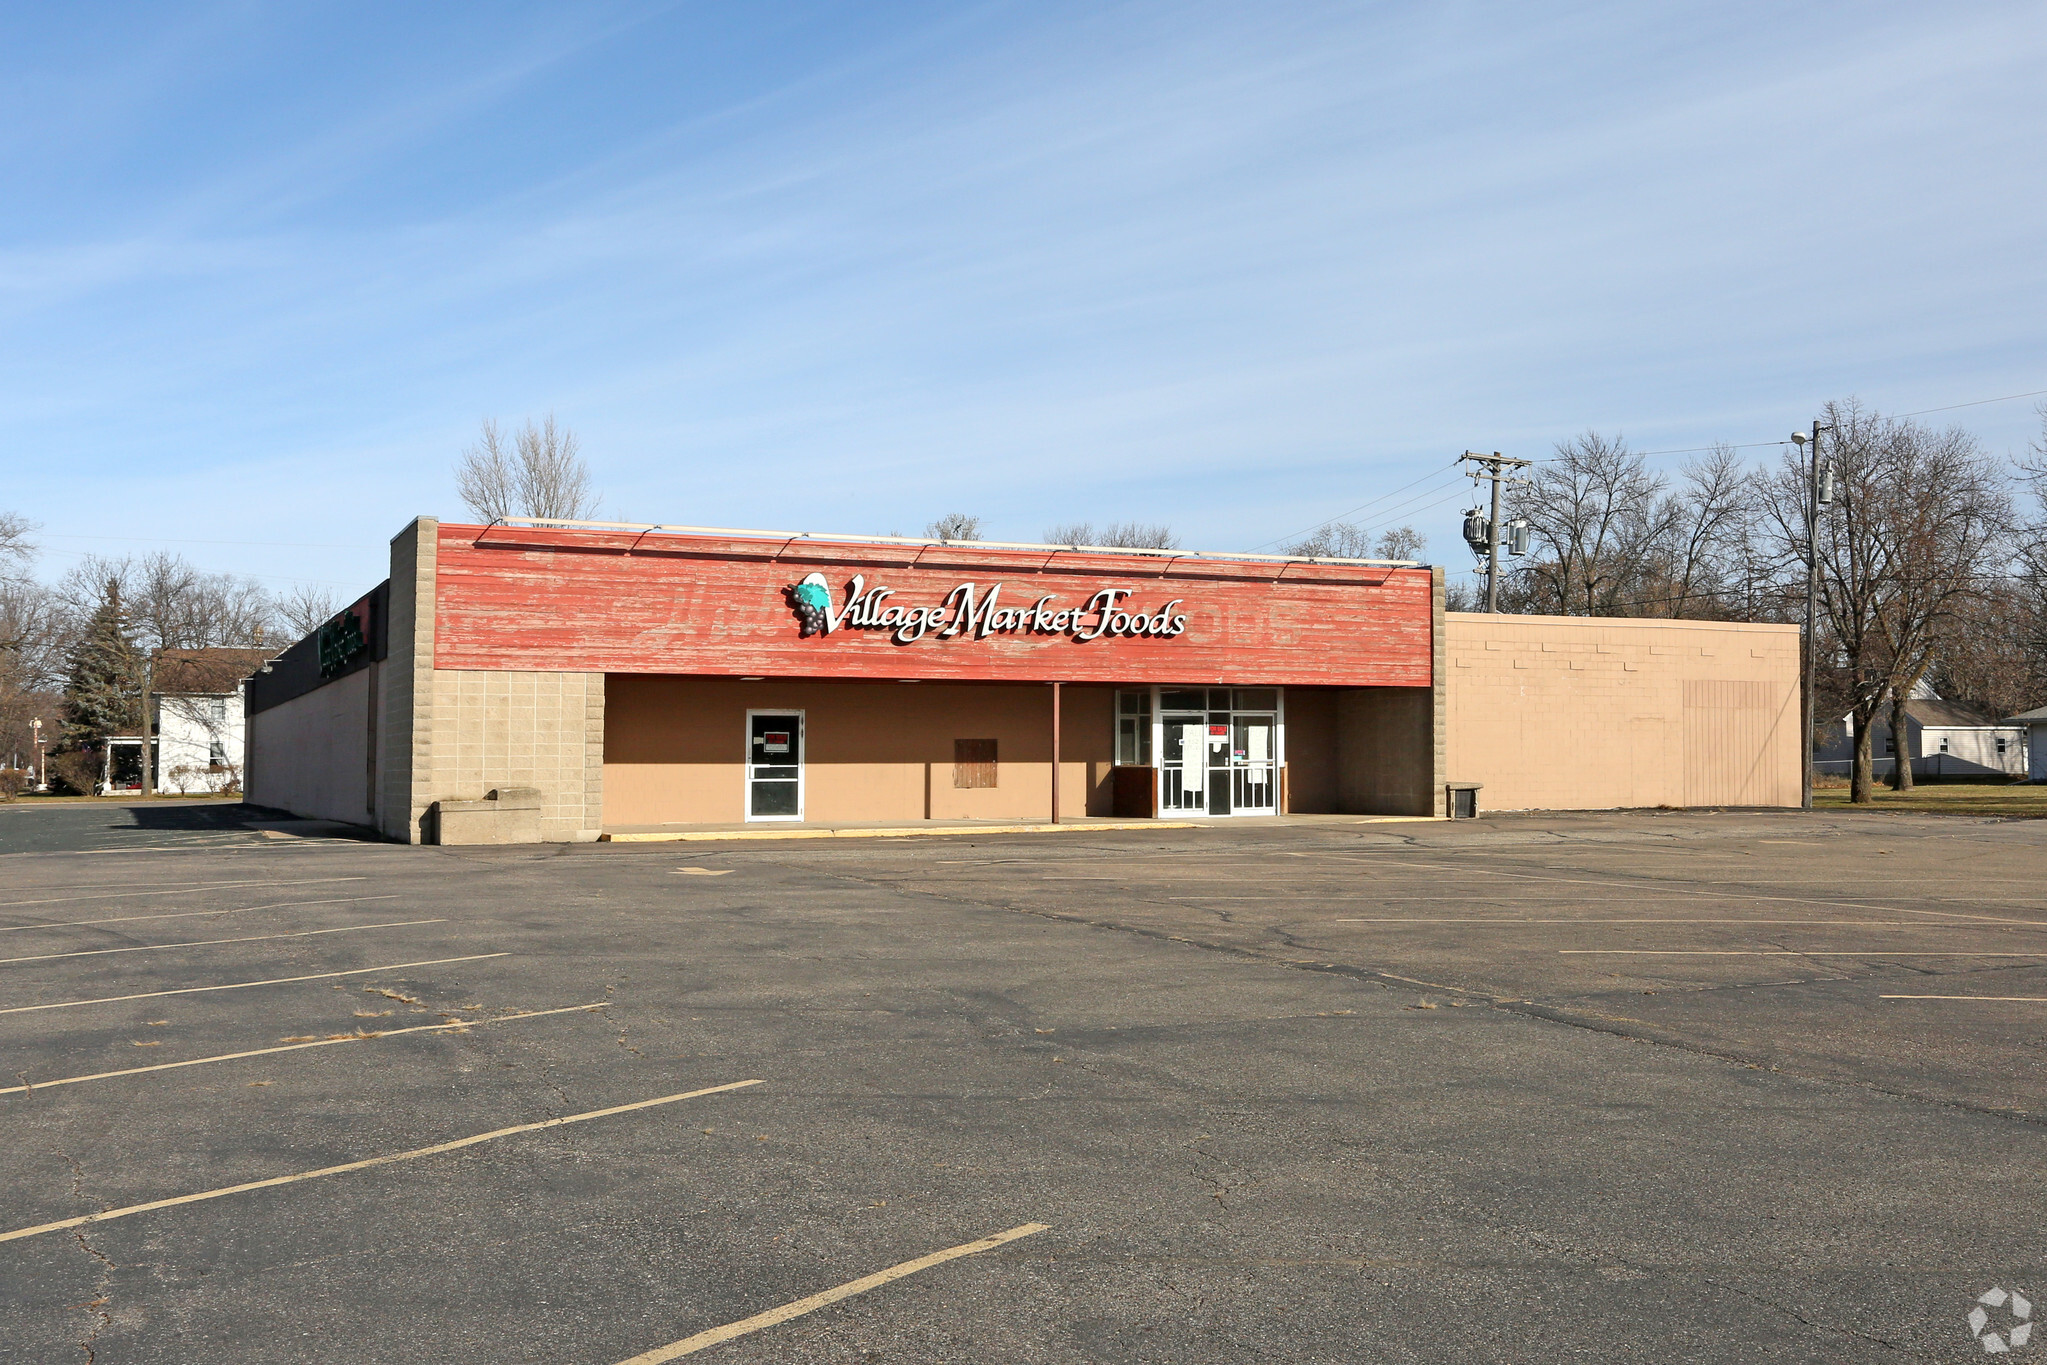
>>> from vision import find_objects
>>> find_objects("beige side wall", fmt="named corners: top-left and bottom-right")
top-left (1445, 613), bottom-right (1800, 811)
top-left (605, 677), bottom-right (1115, 826)
top-left (246, 667), bottom-right (373, 824)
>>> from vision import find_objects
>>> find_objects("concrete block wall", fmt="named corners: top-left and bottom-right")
top-left (374, 517), bottom-right (606, 843)
top-left (1444, 612), bottom-right (1800, 811)
top-left (375, 520), bottom-right (432, 841)
top-left (423, 668), bottom-right (604, 841)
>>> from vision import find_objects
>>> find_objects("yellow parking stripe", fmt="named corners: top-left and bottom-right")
top-left (614, 1223), bottom-right (1049, 1362)
top-left (0, 1004), bottom-right (606, 1097)
top-left (0, 1080), bottom-right (764, 1244)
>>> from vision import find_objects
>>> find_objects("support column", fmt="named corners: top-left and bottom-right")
top-left (1050, 681), bottom-right (1062, 823)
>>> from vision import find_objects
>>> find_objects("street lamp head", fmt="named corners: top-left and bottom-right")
top-left (1790, 432), bottom-right (1808, 446)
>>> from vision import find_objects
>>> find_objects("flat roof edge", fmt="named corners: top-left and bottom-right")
top-left (464, 517), bottom-right (1421, 569)
top-left (1447, 611), bottom-right (1801, 633)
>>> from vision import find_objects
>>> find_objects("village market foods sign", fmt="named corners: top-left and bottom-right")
top-left (784, 573), bottom-right (1189, 645)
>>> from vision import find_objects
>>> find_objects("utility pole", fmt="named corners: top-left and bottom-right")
top-left (1458, 451), bottom-right (1532, 612)
top-left (1792, 422), bottom-right (1832, 812)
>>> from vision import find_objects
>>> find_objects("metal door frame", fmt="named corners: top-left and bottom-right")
top-left (1147, 686), bottom-right (1285, 818)
top-left (743, 708), bottom-right (806, 822)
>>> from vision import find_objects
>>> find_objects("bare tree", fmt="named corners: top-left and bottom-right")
top-left (0, 512), bottom-right (32, 578)
top-left (456, 419), bottom-right (517, 521)
top-left (456, 415), bottom-right (599, 522)
top-left (1869, 420), bottom-right (2008, 791)
top-left (1927, 580), bottom-right (2039, 721)
top-left (926, 513), bottom-right (982, 542)
top-left (1758, 401), bottom-right (2009, 801)
top-left (2001, 402), bottom-right (2047, 715)
top-left (1499, 437), bottom-right (1767, 620)
top-left (1281, 522), bottom-right (1425, 561)
top-left (0, 515), bottom-right (61, 768)
top-left (59, 553), bottom-right (272, 650)
top-left (1044, 521), bottom-right (1181, 550)
top-left (1505, 433), bottom-right (1677, 615)
top-left (275, 583), bottom-right (341, 641)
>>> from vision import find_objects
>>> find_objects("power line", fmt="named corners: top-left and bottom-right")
top-left (1251, 460), bottom-right (1461, 550)
top-left (34, 532), bottom-right (374, 550)
top-left (1350, 485), bottom-right (1478, 542)
top-left (1270, 382), bottom-right (2046, 548)
top-left (1895, 386), bottom-right (2047, 419)
top-left (1622, 386), bottom-right (2047, 459)
top-left (27, 545), bottom-right (364, 591)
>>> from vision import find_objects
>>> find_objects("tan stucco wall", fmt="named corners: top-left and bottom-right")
top-left (246, 666), bottom-right (373, 824)
top-left (1445, 613), bottom-right (1800, 811)
top-left (605, 677), bottom-right (1117, 826)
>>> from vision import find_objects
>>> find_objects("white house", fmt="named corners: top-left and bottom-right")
top-left (152, 648), bottom-right (267, 794)
top-left (2003, 705), bottom-right (2047, 782)
top-left (1818, 692), bottom-right (2029, 779)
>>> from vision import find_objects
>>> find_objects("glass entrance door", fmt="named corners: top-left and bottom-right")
top-left (1232, 710), bottom-right (1277, 814)
top-left (1159, 692), bottom-right (1213, 813)
top-left (746, 711), bottom-right (803, 820)
top-left (1154, 688), bottom-right (1280, 817)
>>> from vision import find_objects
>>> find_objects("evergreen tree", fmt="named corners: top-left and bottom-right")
top-left (61, 580), bottom-right (141, 747)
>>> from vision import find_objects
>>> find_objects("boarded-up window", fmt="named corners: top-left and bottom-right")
top-left (954, 738), bottom-right (997, 788)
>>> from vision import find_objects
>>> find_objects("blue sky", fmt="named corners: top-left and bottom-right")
top-left (6, 1), bottom-right (2045, 597)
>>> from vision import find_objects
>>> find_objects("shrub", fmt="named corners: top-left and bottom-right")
top-left (0, 769), bottom-right (26, 801)
top-left (48, 749), bottom-right (102, 796)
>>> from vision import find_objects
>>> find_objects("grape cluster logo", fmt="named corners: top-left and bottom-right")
top-left (1970, 1287), bottom-right (2033, 1354)
top-left (783, 573), bottom-right (832, 638)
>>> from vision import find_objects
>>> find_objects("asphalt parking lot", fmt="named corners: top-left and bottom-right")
top-left (1, 800), bottom-right (2041, 1362)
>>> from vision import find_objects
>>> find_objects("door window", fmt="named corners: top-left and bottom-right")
top-left (747, 712), bottom-right (803, 819)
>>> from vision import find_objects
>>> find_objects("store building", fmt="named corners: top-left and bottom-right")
top-left (247, 517), bottom-right (1444, 841)
top-left (246, 516), bottom-right (1802, 841)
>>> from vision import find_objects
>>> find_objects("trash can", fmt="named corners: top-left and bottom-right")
top-left (1446, 782), bottom-right (1482, 819)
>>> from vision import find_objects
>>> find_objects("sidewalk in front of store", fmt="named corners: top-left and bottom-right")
top-left (598, 812), bottom-right (1440, 843)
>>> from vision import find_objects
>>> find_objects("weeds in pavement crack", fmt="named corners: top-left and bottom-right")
top-left (597, 987), bottom-right (642, 1056)
top-left (60, 1152), bottom-right (115, 1364)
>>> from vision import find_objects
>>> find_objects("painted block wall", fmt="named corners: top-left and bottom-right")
top-left (245, 668), bottom-right (372, 820)
top-left (1444, 613), bottom-right (1800, 811)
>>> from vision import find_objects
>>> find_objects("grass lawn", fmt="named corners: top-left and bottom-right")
top-left (1814, 781), bottom-right (2047, 817)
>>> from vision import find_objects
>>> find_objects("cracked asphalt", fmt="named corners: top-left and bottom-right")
top-left (0, 799), bottom-right (2042, 1362)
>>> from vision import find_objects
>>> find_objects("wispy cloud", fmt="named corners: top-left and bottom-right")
top-left (3, 0), bottom-right (2044, 587)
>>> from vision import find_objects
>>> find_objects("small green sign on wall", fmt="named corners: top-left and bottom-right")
top-left (317, 608), bottom-right (368, 678)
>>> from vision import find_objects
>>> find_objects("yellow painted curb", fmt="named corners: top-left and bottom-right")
top-left (601, 821), bottom-right (1200, 844)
